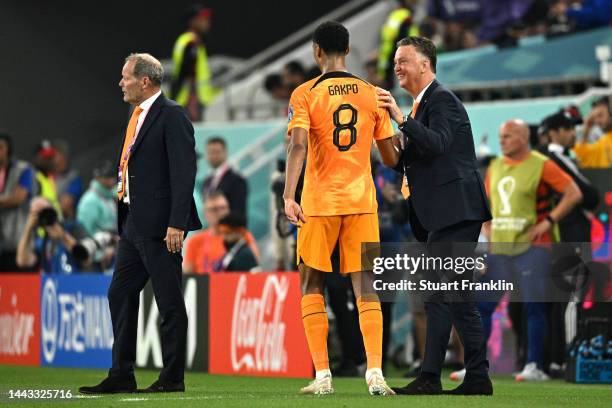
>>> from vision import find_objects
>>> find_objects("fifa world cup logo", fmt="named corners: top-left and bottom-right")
top-left (497, 176), bottom-right (515, 215)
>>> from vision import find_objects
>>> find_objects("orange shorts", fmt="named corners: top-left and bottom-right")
top-left (297, 213), bottom-right (379, 273)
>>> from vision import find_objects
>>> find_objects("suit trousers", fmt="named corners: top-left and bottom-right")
top-left (420, 219), bottom-right (489, 381)
top-left (108, 210), bottom-right (187, 382)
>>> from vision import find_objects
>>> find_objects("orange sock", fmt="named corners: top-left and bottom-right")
top-left (357, 297), bottom-right (383, 370)
top-left (301, 294), bottom-right (329, 372)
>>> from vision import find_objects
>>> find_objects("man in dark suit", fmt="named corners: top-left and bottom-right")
top-left (542, 111), bottom-right (598, 374)
top-left (543, 111), bottom-right (599, 242)
top-left (80, 53), bottom-right (201, 394)
top-left (202, 137), bottom-right (248, 219)
top-left (377, 37), bottom-right (492, 395)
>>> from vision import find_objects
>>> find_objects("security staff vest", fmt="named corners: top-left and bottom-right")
top-left (172, 31), bottom-right (215, 107)
top-left (489, 151), bottom-right (547, 248)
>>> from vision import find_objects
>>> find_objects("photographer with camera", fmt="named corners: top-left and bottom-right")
top-left (16, 196), bottom-right (85, 273)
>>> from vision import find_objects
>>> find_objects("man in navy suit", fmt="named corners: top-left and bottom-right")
top-left (377, 37), bottom-right (492, 395)
top-left (80, 53), bottom-right (201, 394)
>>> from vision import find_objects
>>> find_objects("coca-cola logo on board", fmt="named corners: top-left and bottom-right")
top-left (231, 275), bottom-right (289, 372)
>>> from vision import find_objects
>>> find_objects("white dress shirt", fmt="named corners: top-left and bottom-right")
top-left (414, 79), bottom-right (435, 104)
top-left (123, 90), bottom-right (162, 204)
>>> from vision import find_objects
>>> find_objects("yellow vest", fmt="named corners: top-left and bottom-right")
top-left (36, 172), bottom-right (61, 217)
top-left (377, 8), bottom-right (420, 79)
top-left (36, 171), bottom-right (62, 236)
top-left (172, 31), bottom-right (217, 106)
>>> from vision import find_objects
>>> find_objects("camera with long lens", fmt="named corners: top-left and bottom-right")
top-left (37, 207), bottom-right (58, 227)
top-left (72, 231), bottom-right (115, 263)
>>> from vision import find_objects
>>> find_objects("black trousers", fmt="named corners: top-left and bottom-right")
top-left (108, 211), bottom-right (187, 382)
top-left (420, 219), bottom-right (489, 381)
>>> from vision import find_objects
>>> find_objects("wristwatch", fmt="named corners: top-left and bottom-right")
top-left (397, 115), bottom-right (410, 134)
top-left (546, 214), bottom-right (555, 224)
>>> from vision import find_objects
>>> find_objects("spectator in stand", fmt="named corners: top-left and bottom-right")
top-left (478, 0), bottom-right (549, 47)
top-left (183, 192), bottom-right (259, 274)
top-left (0, 131), bottom-right (37, 271)
top-left (53, 139), bottom-right (83, 220)
top-left (573, 97), bottom-right (612, 168)
top-left (550, 0), bottom-right (612, 32)
top-left (282, 60), bottom-right (307, 94)
top-left (202, 136), bottom-right (248, 218)
top-left (213, 212), bottom-right (259, 272)
top-left (263, 73), bottom-right (290, 117)
top-left (16, 196), bottom-right (86, 274)
top-left (264, 73), bottom-right (290, 101)
top-left (427, 0), bottom-right (482, 24)
top-left (426, 0), bottom-right (482, 51)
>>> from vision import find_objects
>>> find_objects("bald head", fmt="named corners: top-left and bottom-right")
top-left (499, 119), bottom-right (530, 158)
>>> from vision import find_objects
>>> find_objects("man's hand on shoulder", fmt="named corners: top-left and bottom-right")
top-left (165, 227), bottom-right (185, 253)
top-left (376, 87), bottom-right (404, 124)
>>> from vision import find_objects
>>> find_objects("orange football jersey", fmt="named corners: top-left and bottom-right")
top-left (287, 71), bottom-right (394, 216)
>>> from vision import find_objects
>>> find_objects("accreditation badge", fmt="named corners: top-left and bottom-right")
top-left (117, 169), bottom-right (124, 194)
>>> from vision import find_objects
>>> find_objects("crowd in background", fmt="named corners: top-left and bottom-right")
top-left (0, 135), bottom-right (117, 274)
top-left (263, 0), bottom-right (612, 100)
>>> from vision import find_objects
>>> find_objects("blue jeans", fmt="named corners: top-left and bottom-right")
top-left (477, 246), bottom-right (549, 368)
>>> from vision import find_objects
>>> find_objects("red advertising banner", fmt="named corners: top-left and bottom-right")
top-left (209, 272), bottom-right (312, 378)
top-left (0, 274), bottom-right (41, 365)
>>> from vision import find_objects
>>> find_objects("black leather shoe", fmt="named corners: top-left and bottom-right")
top-left (79, 376), bottom-right (137, 394)
top-left (138, 379), bottom-right (185, 393)
top-left (392, 376), bottom-right (442, 395)
top-left (444, 378), bottom-right (493, 396)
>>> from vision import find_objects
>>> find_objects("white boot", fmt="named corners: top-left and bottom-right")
top-left (515, 362), bottom-right (550, 381)
top-left (366, 368), bottom-right (395, 396)
top-left (299, 369), bottom-right (334, 395)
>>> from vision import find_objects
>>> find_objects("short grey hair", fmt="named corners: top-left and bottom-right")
top-left (125, 53), bottom-right (164, 86)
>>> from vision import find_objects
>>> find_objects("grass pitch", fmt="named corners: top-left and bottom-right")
top-left (1, 365), bottom-right (610, 407)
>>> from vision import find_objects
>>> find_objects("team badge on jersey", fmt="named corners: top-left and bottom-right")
top-left (288, 105), bottom-right (294, 122)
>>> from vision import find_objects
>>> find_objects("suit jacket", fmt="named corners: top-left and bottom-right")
top-left (116, 93), bottom-right (202, 238)
top-left (202, 167), bottom-right (248, 217)
top-left (397, 79), bottom-right (491, 238)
